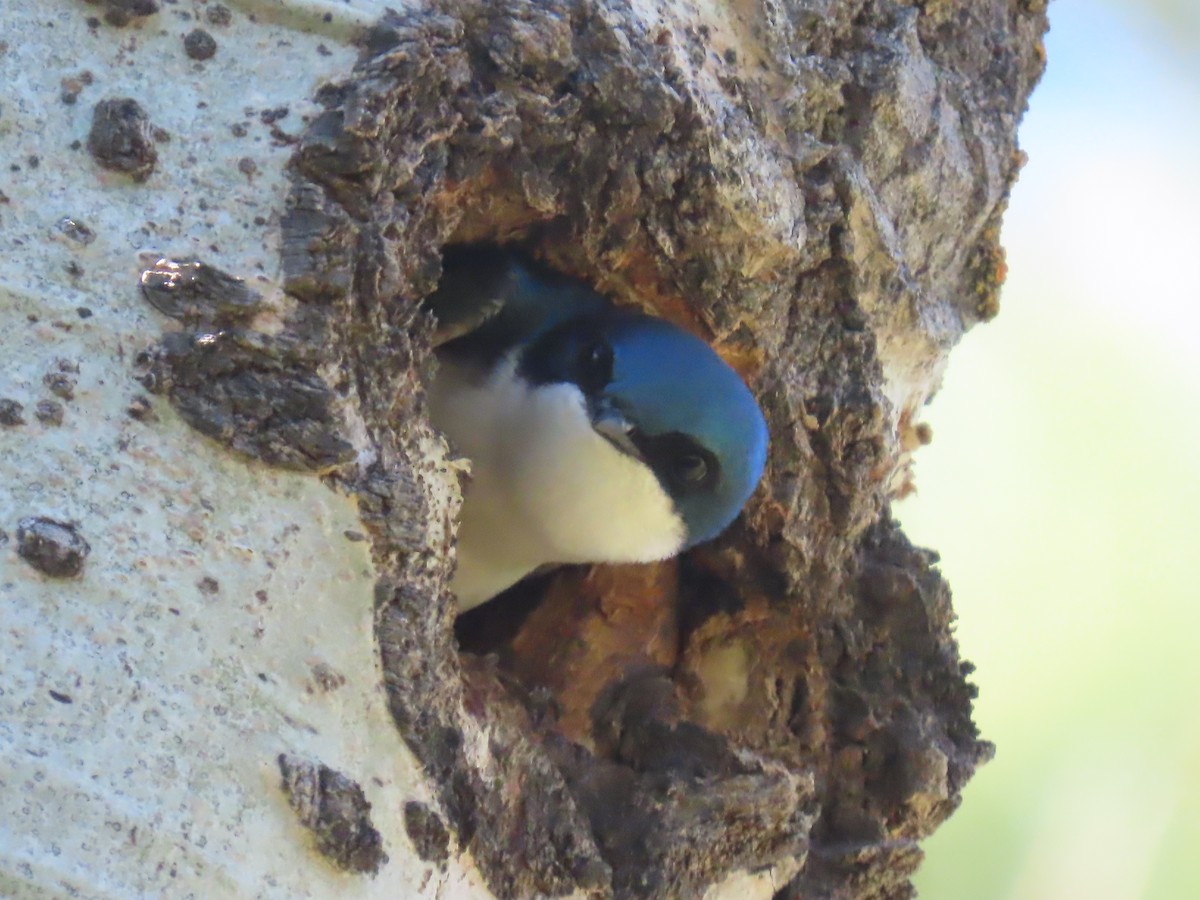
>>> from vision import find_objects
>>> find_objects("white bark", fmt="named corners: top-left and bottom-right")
top-left (0, 2), bottom-right (486, 896)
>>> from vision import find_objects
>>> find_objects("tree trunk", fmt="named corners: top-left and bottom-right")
top-left (0, 0), bottom-right (1045, 897)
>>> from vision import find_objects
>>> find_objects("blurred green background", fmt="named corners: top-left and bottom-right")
top-left (905, 1), bottom-right (1200, 897)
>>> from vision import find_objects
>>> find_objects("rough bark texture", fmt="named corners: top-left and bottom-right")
top-left (142, 1), bottom-right (1046, 896)
top-left (6, 0), bottom-right (1045, 896)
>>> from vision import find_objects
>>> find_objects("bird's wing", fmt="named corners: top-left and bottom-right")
top-left (422, 246), bottom-right (515, 345)
top-left (424, 247), bottom-right (610, 366)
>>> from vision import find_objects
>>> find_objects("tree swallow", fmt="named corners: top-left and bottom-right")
top-left (425, 248), bottom-right (769, 611)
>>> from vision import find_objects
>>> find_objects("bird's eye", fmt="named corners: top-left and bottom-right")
top-left (637, 432), bottom-right (720, 493)
top-left (577, 339), bottom-right (613, 394)
top-left (674, 453), bottom-right (709, 485)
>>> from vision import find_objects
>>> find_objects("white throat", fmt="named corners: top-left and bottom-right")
top-left (428, 355), bottom-right (685, 610)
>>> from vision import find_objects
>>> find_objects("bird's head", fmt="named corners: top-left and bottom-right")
top-left (518, 311), bottom-right (769, 549)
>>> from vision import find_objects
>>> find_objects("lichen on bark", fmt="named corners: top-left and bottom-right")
top-left (143, 0), bottom-right (1046, 896)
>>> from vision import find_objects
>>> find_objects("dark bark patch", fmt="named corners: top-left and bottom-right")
top-left (35, 400), bottom-right (64, 427)
top-left (42, 372), bottom-right (76, 402)
top-left (16, 517), bottom-right (91, 578)
top-left (205, 4), bottom-right (232, 27)
top-left (83, 0), bottom-right (159, 28)
top-left (87, 98), bottom-right (158, 182)
top-left (277, 754), bottom-right (388, 876)
top-left (139, 257), bottom-right (265, 325)
top-left (136, 258), bottom-right (355, 472)
top-left (0, 399), bottom-right (25, 426)
top-left (56, 216), bottom-right (96, 245)
top-left (403, 801), bottom-right (451, 864)
top-left (140, 328), bottom-right (355, 471)
top-left (309, 662), bottom-right (346, 693)
top-left (183, 28), bottom-right (217, 61)
top-left (126, 395), bottom-right (156, 421)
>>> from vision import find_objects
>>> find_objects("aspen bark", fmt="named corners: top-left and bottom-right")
top-left (0, 1), bottom-right (1046, 897)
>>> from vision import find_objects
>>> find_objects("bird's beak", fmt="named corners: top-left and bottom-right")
top-left (592, 406), bottom-right (642, 460)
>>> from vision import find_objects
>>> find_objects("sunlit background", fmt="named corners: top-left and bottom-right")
top-left (903, 1), bottom-right (1200, 897)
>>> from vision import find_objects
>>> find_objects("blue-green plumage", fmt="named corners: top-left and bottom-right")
top-left (428, 246), bottom-right (607, 368)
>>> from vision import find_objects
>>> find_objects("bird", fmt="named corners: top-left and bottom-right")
top-left (424, 247), bottom-right (769, 611)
